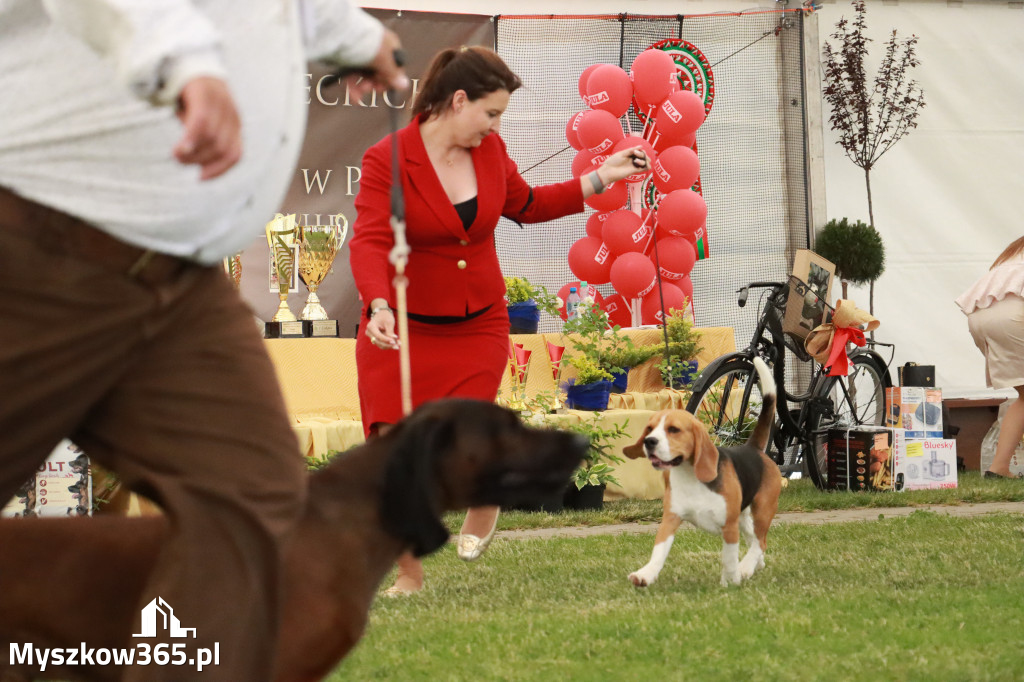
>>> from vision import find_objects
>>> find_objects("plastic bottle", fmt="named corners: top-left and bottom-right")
top-left (566, 286), bottom-right (581, 321)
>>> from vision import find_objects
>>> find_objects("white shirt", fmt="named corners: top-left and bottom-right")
top-left (0, 0), bottom-right (382, 264)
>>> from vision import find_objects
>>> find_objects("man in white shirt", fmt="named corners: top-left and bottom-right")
top-left (0, 2), bottom-right (405, 680)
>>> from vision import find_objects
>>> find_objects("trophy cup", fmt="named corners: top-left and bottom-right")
top-left (222, 253), bottom-right (242, 290)
top-left (297, 217), bottom-right (348, 337)
top-left (264, 214), bottom-right (304, 338)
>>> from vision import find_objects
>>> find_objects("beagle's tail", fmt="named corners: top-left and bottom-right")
top-left (748, 356), bottom-right (777, 453)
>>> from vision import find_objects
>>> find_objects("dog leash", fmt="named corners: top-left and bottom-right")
top-left (387, 91), bottom-right (413, 417)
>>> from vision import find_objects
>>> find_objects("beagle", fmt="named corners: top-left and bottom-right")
top-left (623, 357), bottom-right (782, 587)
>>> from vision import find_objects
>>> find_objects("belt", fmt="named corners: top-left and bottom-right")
top-left (0, 185), bottom-right (191, 285)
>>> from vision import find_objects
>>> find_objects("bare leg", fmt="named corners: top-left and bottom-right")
top-left (385, 552), bottom-right (424, 595)
top-left (989, 386), bottom-right (1024, 477)
top-left (460, 505), bottom-right (500, 538)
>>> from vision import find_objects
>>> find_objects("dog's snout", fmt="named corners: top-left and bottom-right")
top-left (644, 436), bottom-right (659, 450)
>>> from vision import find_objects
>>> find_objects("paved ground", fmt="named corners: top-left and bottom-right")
top-left (496, 501), bottom-right (1024, 541)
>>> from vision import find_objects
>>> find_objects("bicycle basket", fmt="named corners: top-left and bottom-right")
top-left (765, 276), bottom-right (832, 363)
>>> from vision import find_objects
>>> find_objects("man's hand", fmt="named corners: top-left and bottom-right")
top-left (173, 77), bottom-right (243, 181)
top-left (343, 29), bottom-right (409, 96)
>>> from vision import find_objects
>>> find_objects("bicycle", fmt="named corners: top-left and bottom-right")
top-left (685, 277), bottom-right (894, 489)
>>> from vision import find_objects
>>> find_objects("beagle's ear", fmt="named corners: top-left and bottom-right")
top-left (690, 416), bottom-right (720, 483)
top-left (623, 428), bottom-right (647, 459)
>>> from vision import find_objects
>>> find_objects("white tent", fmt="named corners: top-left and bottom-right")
top-left (364, 0), bottom-right (1024, 398)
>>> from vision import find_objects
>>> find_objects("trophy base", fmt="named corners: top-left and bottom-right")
top-left (307, 319), bottom-right (339, 338)
top-left (264, 321), bottom-right (306, 339)
top-left (264, 320), bottom-right (339, 339)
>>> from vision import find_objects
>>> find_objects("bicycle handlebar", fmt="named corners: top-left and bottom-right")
top-left (736, 281), bottom-right (785, 308)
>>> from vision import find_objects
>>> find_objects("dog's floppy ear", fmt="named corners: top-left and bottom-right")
top-left (379, 415), bottom-right (454, 557)
top-left (690, 416), bottom-right (720, 483)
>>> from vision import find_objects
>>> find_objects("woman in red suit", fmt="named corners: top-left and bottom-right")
top-left (349, 46), bottom-right (648, 595)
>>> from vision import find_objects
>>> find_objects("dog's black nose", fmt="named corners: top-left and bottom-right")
top-left (644, 436), bottom-right (658, 449)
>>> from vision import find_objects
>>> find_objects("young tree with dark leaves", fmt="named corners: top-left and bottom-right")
top-left (821, 0), bottom-right (925, 313)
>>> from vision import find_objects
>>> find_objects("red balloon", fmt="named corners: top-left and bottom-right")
top-left (556, 281), bottom-right (606, 321)
top-left (652, 145), bottom-right (700, 194)
top-left (602, 209), bottom-right (651, 256)
top-left (571, 148), bottom-right (607, 178)
top-left (656, 189), bottom-right (707, 240)
top-left (600, 292), bottom-right (633, 328)
top-left (630, 49), bottom-right (677, 108)
top-left (567, 236), bottom-right (615, 285)
top-left (584, 179), bottom-right (628, 212)
top-left (577, 64), bottom-right (602, 100)
top-left (576, 109), bottom-right (624, 155)
top-left (641, 282), bottom-right (688, 325)
top-left (676, 274), bottom-right (694, 302)
top-left (585, 64), bottom-right (633, 118)
top-left (565, 111), bottom-right (587, 151)
top-left (656, 89), bottom-right (706, 140)
top-left (653, 236), bottom-right (696, 280)
top-left (612, 135), bottom-right (657, 183)
top-left (585, 211), bottom-right (610, 239)
top-left (610, 252), bottom-right (657, 300)
top-left (654, 129), bottom-right (695, 153)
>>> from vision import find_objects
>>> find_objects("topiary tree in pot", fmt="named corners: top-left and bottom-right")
top-left (815, 217), bottom-right (886, 302)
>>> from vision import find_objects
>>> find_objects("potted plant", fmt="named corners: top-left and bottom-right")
top-left (652, 306), bottom-right (704, 390)
top-left (814, 217), bottom-right (886, 301)
top-left (504, 276), bottom-right (560, 334)
top-left (601, 344), bottom-right (662, 393)
top-left (561, 414), bottom-right (629, 510)
top-left (563, 355), bottom-right (614, 411)
top-left (561, 299), bottom-right (646, 406)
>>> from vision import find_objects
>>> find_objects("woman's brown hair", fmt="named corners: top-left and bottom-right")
top-left (411, 46), bottom-right (522, 119)
top-left (992, 237), bottom-right (1024, 268)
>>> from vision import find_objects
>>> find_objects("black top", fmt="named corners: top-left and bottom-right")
top-left (452, 196), bottom-right (478, 230)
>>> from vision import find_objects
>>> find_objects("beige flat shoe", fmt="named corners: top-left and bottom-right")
top-left (456, 514), bottom-right (499, 562)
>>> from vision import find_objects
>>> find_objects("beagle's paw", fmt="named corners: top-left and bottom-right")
top-left (629, 567), bottom-right (659, 587)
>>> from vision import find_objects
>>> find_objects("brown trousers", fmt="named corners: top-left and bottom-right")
top-left (0, 189), bottom-right (306, 681)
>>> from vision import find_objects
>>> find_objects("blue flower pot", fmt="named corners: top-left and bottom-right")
top-left (565, 379), bottom-right (612, 411)
top-left (507, 300), bottom-right (540, 334)
top-left (667, 360), bottom-right (699, 390)
top-left (609, 367), bottom-right (630, 394)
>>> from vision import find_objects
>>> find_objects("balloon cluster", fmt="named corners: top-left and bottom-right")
top-left (564, 49), bottom-right (710, 326)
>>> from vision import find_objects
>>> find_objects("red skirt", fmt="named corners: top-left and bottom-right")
top-left (355, 303), bottom-right (510, 435)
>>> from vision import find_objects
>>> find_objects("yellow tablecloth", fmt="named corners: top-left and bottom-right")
top-left (262, 327), bottom-right (735, 499)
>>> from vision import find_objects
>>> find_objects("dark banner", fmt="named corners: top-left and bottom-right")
top-left (238, 10), bottom-right (493, 336)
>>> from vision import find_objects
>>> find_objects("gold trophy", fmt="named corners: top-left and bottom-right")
top-left (297, 216), bottom-right (348, 337)
top-left (222, 253), bottom-right (242, 290)
top-left (264, 213), bottom-right (303, 338)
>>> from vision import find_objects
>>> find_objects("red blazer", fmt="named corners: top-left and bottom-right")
top-left (349, 117), bottom-right (584, 318)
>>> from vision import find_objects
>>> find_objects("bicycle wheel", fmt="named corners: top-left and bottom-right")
top-left (686, 358), bottom-right (768, 448)
top-left (806, 352), bottom-right (890, 489)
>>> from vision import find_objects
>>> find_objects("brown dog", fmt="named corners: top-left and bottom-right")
top-left (0, 399), bottom-right (587, 681)
top-left (623, 357), bottom-right (782, 587)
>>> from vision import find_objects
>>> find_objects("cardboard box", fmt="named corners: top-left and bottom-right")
top-left (886, 387), bottom-right (943, 439)
top-left (1, 440), bottom-right (92, 518)
top-left (827, 427), bottom-right (906, 491)
top-left (903, 438), bottom-right (958, 490)
top-left (782, 249), bottom-right (836, 343)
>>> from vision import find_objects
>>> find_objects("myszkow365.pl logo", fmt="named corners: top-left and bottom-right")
top-left (10, 597), bottom-right (220, 673)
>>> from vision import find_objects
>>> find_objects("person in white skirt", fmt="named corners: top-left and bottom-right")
top-left (956, 237), bottom-right (1024, 479)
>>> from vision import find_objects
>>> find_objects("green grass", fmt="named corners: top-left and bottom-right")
top-left (335, 511), bottom-right (1024, 681)
top-left (441, 472), bottom-right (1024, 532)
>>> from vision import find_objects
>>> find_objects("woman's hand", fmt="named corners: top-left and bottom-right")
top-left (366, 306), bottom-right (400, 350)
top-left (599, 146), bottom-right (651, 184)
top-left (579, 146), bottom-right (651, 198)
